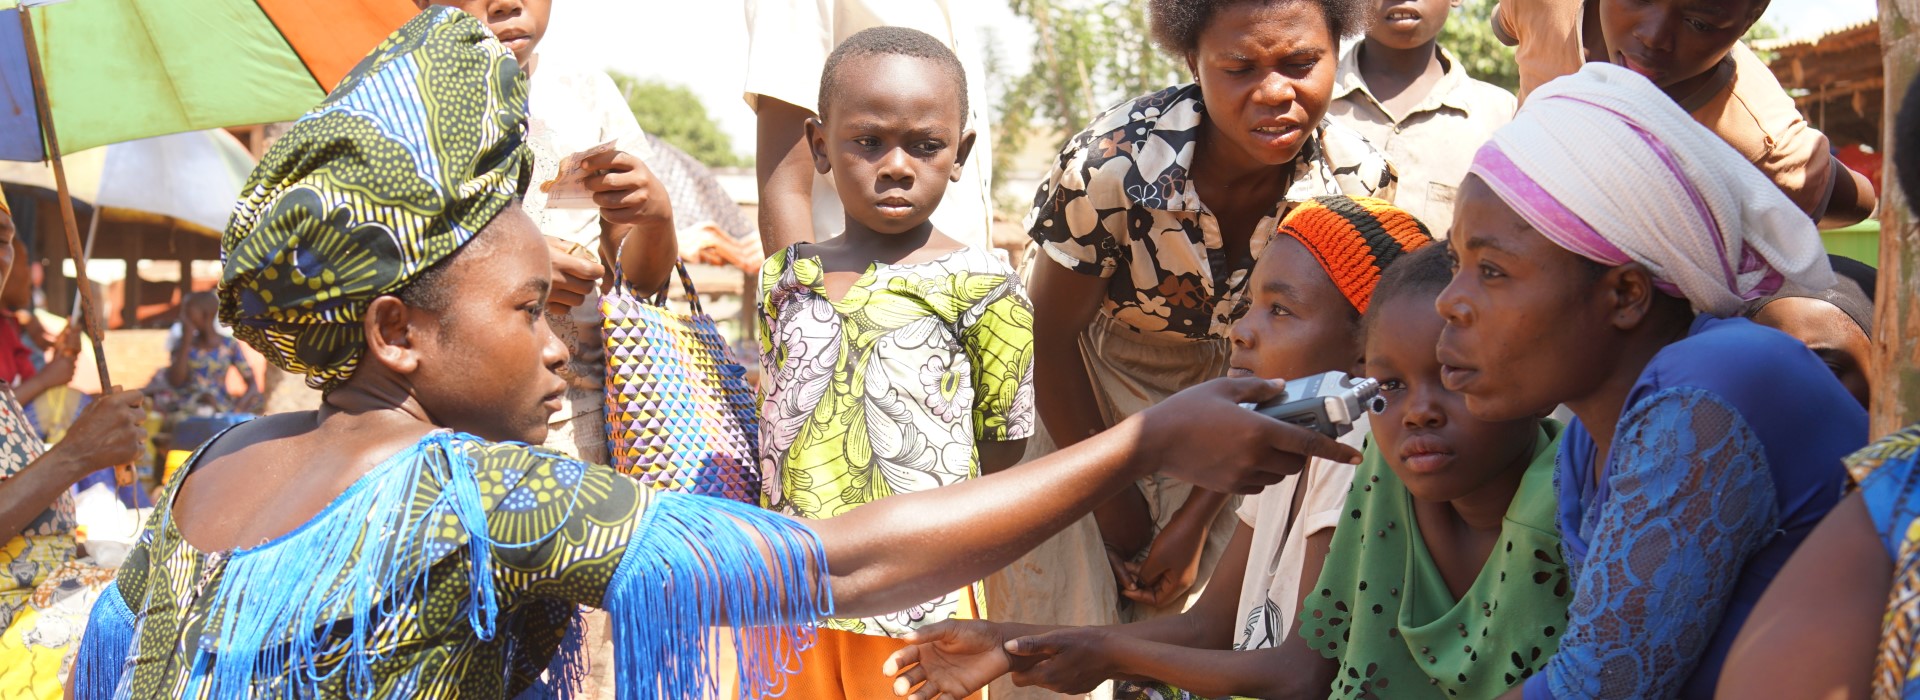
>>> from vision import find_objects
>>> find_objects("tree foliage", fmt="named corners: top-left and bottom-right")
top-left (1439, 0), bottom-right (1520, 92)
top-left (990, 0), bottom-right (1185, 196)
top-left (609, 73), bottom-right (745, 168)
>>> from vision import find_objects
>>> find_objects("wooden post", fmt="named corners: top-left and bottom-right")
top-left (18, 9), bottom-right (110, 387)
top-left (1879, 1), bottom-right (1920, 436)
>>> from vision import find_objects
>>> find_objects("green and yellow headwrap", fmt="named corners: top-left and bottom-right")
top-left (218, 7), bottom-right (530, 392)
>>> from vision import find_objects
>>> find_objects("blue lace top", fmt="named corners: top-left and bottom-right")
top-left (1522, 315), bottom-right (1864, 700)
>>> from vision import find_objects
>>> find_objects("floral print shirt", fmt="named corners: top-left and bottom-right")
top-left (1027, 83), bottom-right (1398, 340)
top-left (757, 245), bottom-right (1035, 637)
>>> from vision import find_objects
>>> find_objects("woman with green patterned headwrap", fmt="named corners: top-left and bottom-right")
top-left (64, 8), bottom-right (1366, 699)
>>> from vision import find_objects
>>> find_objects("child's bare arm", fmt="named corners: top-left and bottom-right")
top-left (1819, 159), bottom-right (1876, 229)
top-left (1125, 488), bottom-right (1232, 607)
top-left (756, 98), bottom-right (819, 257)
top-left (1001, 628), bottom-right (1335, 699)
top-left (1078, 527), bottom-right (1335, 700)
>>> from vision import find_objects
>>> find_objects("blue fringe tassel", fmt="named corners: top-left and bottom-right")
top-left (188, 432), bottom-right (516, 697)
top-left (70, 581), bottom-right (136, 699)
top-left (604, 492), bottom-right (832, 700)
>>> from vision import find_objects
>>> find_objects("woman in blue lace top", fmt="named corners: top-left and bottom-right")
top-left (1434, 66), bottom-right (1867, 700)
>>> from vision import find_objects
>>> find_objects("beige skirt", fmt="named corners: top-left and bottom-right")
top-left (985, 312), bottom-right (1239, 700)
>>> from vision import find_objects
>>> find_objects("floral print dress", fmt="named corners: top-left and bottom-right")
top-left (757, 245), bottom-right (1036, 637)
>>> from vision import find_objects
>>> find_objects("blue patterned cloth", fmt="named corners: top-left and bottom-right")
top-left (1851, 426), bottom-right (1920, 696)
top-left (1522, 315), bottom-right (1864, 700)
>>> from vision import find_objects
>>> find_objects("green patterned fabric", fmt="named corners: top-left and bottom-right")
top-left (1299, 422), bottom-right (1569, 699)
top-left (106, 434), bottom-right (643, 699)
top-left (217, 6), bottom-right (531, 392)
top-left (757, 245), bottom-right (1035, 637)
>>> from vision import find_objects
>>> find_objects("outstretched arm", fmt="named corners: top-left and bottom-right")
top-left (818, 376), bottom-right (1359, 619)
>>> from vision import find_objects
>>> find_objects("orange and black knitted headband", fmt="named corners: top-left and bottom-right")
top-left (1275, 195), bottom-right (1434, 314)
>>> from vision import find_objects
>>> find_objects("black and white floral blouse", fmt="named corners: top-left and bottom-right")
top-left (1026, 83), bottom-right (1398, 340)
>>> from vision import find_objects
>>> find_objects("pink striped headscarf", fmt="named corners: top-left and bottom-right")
top-left (1467, 64), bottom-right (1832, 316)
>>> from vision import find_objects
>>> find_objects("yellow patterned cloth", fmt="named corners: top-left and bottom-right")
top-left (757, 245), bottom-right (1034, 637)
top-left (0, 385), bottom-right (109, 700)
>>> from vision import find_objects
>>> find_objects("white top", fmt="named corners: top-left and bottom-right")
top-left (741, 0), bottom-right (993, 249)
top-left (523, 55), bottom-right (653, 424)
top-left (1230, 417), bottom-right (1368, 651)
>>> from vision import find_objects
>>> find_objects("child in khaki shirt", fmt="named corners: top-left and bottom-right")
top-left (1492, 0), bottom-right (1875, 228)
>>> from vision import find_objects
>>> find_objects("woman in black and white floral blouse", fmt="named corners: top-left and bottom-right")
top-left (986, 1), bottom-right (1396, 691)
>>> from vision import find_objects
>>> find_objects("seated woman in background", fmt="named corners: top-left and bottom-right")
top-left (148, 292), bottom-right (261, 418)
top-left (1434, 64), bottom-right (1867, 700)
top-left (0, 189), bottom-right (151, 700)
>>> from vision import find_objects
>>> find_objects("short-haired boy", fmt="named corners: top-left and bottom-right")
top-left (1330, 0), bottom-right (1517, 233)
top-left (757, 26), bottom-right (1035, 699)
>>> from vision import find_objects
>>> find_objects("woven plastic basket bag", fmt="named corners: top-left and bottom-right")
top-left (601, 262), bottom-right (759, 502)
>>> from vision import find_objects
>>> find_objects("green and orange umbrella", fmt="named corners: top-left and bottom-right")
top-left (1, 0), bottom-right (415, 160)
top-left (0, 0), bottom-right (413, 482)
top-left (1, 0), bottom-right (415, 357)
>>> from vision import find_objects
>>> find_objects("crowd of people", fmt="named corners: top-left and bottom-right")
top-left (0, 0), bottom-right (1912, 698)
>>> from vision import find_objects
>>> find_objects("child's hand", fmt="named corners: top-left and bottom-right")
top-left (885, 620), bottom-right (1012, 700)
top-left (1004, 627), bottom-right (1120, 694)
top-left (582, 149), bottom-right (673, 233)
top-left (1125, 516), bottom-right (1208, 608)
top-left (236, 388), bottom-right (265, 414)
top-left (1105, 542), bottom-right (1141, 601)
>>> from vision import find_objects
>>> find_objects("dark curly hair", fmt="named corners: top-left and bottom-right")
top-left (1149, 0), bottom-right (1371, 57)
top-left (818, 26), bottom-right (968, 125)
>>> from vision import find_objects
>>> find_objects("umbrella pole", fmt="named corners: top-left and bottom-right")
top-left (20, 9), bottom-right (131, 487)
top-left (18, 10), bottom-right (110, 388)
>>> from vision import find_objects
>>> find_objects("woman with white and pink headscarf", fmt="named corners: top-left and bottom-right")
top-left (1433, 63), bottom-right (1868, 700)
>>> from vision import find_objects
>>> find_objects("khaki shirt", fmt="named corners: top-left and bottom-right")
top-left (1328, 47), bottom-right (1517, 235)
top-left (1678, 43), bottom-right (1837, 220)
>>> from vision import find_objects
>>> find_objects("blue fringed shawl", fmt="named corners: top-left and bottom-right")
top-left (72, 581), bottom-right (136, 699)
top-left (604, 493), bottom-right (833, 700)
top-left (69, 431), bottom-right (832, 699)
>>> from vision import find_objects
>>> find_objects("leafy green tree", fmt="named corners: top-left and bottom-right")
top-left (1439, 0), bottom-right (1519, 92)
top-left (991, 0), bottom-right (1185, 197)
top-left (609, 73), bottom-right (745, 168)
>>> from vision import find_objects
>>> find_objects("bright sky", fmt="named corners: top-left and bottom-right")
top-left (541, 0), bottom-right (1875, 162)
